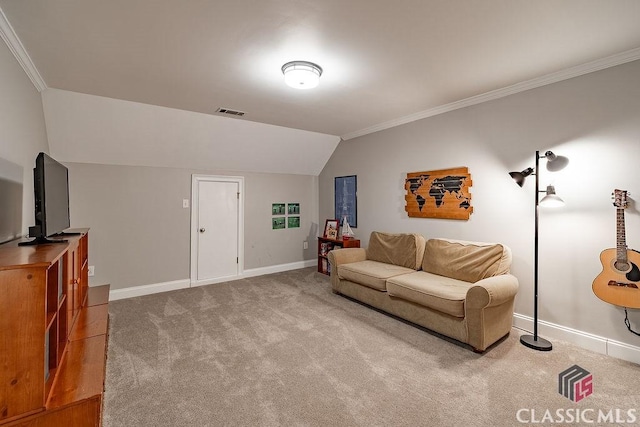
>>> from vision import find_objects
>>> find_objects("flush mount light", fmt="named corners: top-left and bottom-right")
top-left (281, 61), bottom-right (322, 89)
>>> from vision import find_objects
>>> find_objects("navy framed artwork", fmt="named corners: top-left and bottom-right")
top-left (335, 175), bottom-right (357, 228)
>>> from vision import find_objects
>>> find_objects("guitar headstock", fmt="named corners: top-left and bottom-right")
top-left (612, 189), bottom-right (629, 208)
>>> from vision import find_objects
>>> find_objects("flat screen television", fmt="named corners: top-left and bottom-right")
top-left (20, 153), bottom-right (72, 246)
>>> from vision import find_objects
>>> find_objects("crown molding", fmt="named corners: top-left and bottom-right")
top-left (341, 47), bottom-right (640, 141)
top-left (0, 7), bottom-right (47, 92)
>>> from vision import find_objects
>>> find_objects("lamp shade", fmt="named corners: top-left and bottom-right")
top-left (509, 168), bottom-right (534, 187)
top-left (539, 185), bottom-right (564, 207)
top-left (282, 61), bottom-right (322, 89)
top-left (545, 151), bottom-right (569, 172)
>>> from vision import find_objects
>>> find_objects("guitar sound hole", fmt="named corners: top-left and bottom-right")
top-left (614, 261), bottom-right (630, 272)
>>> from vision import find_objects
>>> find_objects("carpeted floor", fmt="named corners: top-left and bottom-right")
top-left (103, 268), bottom-right (639, 426)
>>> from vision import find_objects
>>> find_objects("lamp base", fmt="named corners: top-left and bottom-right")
top-left (520, 334), bottom-right (552, 351)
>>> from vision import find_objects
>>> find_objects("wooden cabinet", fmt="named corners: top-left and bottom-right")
top-left (317, 237), bottom-right (360, 275)
top-left (0, 230), bottom-right (109, 427)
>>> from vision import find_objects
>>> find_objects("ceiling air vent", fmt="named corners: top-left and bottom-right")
top-left (216, 107), bottom-right (246, 117)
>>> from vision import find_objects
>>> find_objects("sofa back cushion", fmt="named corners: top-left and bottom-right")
top-left (422, 238), bottom-right (511, 282)
top-left (367, 231), bottom-right (426, 270)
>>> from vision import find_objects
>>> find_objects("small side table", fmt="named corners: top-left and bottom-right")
top-left (317, 237), bottom-right (360, 275)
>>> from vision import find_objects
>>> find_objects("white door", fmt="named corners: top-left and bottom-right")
top-left (191, 176), bottom-right (244, 284)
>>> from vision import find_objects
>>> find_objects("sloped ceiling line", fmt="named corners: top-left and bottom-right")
top-left (341, 47), bottom-right (640, 140)
top-left (0, 6), bottom-right (46, 92)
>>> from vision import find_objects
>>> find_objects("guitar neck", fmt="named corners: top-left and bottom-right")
top-left (617, 207), bottom-right (628, 262)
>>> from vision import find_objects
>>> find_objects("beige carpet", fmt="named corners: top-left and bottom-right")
top-left (103, 268), bottom-right (639, 426)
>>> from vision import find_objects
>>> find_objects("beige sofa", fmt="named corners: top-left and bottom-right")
top-left (328, 231), bottom-right (519, 352)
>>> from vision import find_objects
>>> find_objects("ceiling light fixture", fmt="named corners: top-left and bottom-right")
top-left (281, 61), bottom-right (322, 89)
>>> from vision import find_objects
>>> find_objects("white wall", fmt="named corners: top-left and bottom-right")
top-left (0, 39), bottom-right (49, 235)
top-left (320, 60), bottom-right (640, 354)
top-left (67, 162), bottom-right (319, 291)
top-left (38, 89), bottom-right (327, 292)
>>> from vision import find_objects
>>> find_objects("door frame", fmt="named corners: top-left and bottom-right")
top-left (190, 174), bottom-right (245, 287)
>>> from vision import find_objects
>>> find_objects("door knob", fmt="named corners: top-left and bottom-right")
top-left (199, 228), bottom-right (206, 233)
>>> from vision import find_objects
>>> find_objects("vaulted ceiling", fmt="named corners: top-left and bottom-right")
top-left (2, 1), bottom-right (640, 173)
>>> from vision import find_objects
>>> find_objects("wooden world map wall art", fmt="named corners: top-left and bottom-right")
top-left (404, 167), bottom-right (473, 220)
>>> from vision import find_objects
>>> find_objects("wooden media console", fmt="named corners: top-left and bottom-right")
top-left (0, 229), bottom-right (109, 427)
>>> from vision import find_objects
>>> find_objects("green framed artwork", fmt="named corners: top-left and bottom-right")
top-left (288, 216), bottom-right (300, 228)
top-left (288, 203), bottom-right (300, 215)
top-left (272, 202), bottom-right (301, 230)
top-left (272, 203), bottom-right (285, 215)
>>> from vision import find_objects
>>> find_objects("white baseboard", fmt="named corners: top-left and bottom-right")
top-left (109, 279), bottom-right (191, 301)
top-left (190, 274), bottom-right (244, 288)
top-left (513, 313), bottom-right (640, 365)
top-left (108, 259), bottom-right (316, 300)
top-left (242, 259), bottom-right (316, 278)
top-left (606, 340), bottom-right (640, 365)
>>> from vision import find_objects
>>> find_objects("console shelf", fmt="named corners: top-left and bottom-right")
top-left (317, 236), bottom-right (360, 275)
top-left (0, 230), bottom-right (109, 427)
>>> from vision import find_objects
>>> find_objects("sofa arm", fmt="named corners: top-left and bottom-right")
top-left (327, 247), bottom-right (367, 268)
top-left (466, 274), bottom-right (519, 351)
top-left (466, 274), bottom-right (519, 309)
top-left (328, 248), bottom-right (367, 294)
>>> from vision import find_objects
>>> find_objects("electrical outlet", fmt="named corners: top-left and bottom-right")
top-left (88, 265), bottom-right (95, 277)
top-left (303, 241), bottom-right (308, 250)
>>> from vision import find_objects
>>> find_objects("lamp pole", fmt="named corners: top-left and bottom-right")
top-left (520, 150), bottom-right (553, 351)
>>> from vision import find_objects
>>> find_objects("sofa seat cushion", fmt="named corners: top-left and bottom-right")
top-left (386, 271), bottom-right (474, 318)
top-left (338, 260), bottom-right (416, 291)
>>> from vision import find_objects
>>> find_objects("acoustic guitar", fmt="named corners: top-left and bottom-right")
top-left (592, 189), bottom-right (640, 308)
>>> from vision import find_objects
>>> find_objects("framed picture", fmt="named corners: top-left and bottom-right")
top-left (287, 216), bottom-right (300, 228)
top-left (334, 175), bottom-right (357, 228)
top-left (287, 203), bottom-right (300, 215)
top-left (404, 167), bottom-right (473, 220)
top-left (272, 203), bottom-right (285, 215)
top-left (272, 217), bottom-right (285, 230)
top-left (323, 219), bottom-right (339, 239)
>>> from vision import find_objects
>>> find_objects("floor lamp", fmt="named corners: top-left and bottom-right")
top-left (509, 150), bottom-right (568, 351)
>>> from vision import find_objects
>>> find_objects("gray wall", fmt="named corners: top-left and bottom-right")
top-left (0, 40), bottom-right (49, 234)
top-left (319, 60), bottom-right (640, 347)
top-left (67, 162), bottom-right (318, 290)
